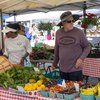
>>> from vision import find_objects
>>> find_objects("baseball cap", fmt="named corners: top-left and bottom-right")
top-left (2, 23), bottom-right (20, 33)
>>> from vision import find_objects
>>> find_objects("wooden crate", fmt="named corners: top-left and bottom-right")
top-left (0, 56), bottom-right (14, 73)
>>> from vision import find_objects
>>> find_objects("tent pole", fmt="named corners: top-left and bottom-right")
top-left (83, 1), bottom-right (87, 34)
top-left (0, 9), bottom-right (4, 51)
top-left (14, 15), bottom-right (16, 22)
top-left (13, 11), bottom-right (16, 22)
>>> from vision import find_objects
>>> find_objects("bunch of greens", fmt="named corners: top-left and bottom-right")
top-left (0, 66), bottom-right (44, 89)
top-left (30, 47), bottom-right (54, 60)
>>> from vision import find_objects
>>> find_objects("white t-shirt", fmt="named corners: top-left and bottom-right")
top-left (4, 34), bottom-right (32, 64)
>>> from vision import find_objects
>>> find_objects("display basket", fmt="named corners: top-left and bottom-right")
top-left (0, 56), bottom-right (14, 73)
top-left (49, 92), bottom-right (56, 98)
top-left (63, 92), bottom-right (79, 100)
top-left (80, 94), bottom-right (95, 100)
top-left (56, 93), bottom-right (64, 99)
top-left (40, 91), bottom-right (49, 97)
top-left (95, 96), bottom-right (100, 100)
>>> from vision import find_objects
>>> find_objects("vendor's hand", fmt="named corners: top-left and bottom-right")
top-left (51, 65), bottom-right (57, 70)
top-left (3, 55), bottom-right (8, 59)
top-left (75, 58), bottom-right (83, 68)
top-left (20, 58), bottom-right (24, 66)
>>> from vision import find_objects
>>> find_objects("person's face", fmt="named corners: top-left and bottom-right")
top-left (6, 31), bottom-right (13, 38)
top-left (62, 16), bottom-right (75, 30)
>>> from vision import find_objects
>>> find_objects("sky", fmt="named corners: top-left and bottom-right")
top-left (5, 9), bottom-right (100, 22)
top-left (5, 11), bottom-right (80, 22)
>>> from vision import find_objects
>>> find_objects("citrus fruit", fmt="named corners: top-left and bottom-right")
top-left (36, 80), bottom-right (43, 86)
top-left (40, 84), bottom-right (45, 89)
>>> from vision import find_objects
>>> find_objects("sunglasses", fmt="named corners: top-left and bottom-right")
top-left (64, 20), bottom-right (75, 23)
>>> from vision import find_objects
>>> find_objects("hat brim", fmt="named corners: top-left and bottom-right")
top-left (2, 27), bottom-right (17, 33)
top-left (57, 14), bottom-right (80, 26)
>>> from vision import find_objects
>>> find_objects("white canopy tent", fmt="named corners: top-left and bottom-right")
top-left (1, 0), bottom-right (100, 49)
top-left (0, 0), bottom-right (99, 15)
top-left (0, 0), bottom-right (88, 50)
top-left (0, 0), bottom-right (87, 14)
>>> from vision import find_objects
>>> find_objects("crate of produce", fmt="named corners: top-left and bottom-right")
top-left (63, 91), bottom-right (79, 100)
top-left (49, 92), bottom-right (56, 98)
top-left (80, 94), bottom-right (95, 100)
top-left (0, 56), bottom-right (14, 73)
top-left (40, 91), bottom-right (49, 97)
top-left (57, 86), bottom-right (79, 100)
top-left (45, 70), bottom-right (60, 79)
top-left (63, 93), bottom-right (76, 100)
top-left (56, 93), bottom-right (64, 99)
top-left (80, 83), bottom-right (97, 100)
top-left (95, 96), bottom-right (100, 100)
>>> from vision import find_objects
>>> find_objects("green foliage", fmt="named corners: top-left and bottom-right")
top-left (81, 13), bottom-right (100, 28)
top-left (38, 22), bottom-right (53, 31)
top-left (31, 47), bottom-right (54, 60)
top-left (82, 16), bottom-right (99, 26)
top-left (0, 66), bottom-right (44, 89)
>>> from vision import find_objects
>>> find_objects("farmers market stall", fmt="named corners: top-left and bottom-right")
top-left (0, 87), bottom-right (81, 100)
top-left (0, 87), bottom-right (63, 100)
top-left (1, 56), bottom-right (100, 100)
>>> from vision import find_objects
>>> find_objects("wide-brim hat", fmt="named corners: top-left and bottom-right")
top-left (57, 11), bottom-right (80, 26)
top-left (2, 23), bottom-right (20, 33)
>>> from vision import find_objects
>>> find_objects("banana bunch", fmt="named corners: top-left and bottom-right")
top-left (80, 86), bottom-right (97, 95)
top-left (97, 82), bottom-right (100, 96)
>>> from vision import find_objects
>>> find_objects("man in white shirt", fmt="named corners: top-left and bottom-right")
top-left (2, 23), bottom-right (32, 65)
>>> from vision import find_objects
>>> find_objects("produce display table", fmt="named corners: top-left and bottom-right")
top-left (31, 60), bottom-right (53, 73)
top-left (82, 58), bottom-right (100, 78)
top-left (0, 88), bottom-right (60, 100)
top-left (0, 88), bottom-right (36, 100)
top-left (0, 88), bottom-right (71, 100)
top-left (0, 88), bottom-right (81, 100)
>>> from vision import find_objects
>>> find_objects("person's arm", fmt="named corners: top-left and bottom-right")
top-left (3, 40), bottom-right (8, 59)
top-left (79, 32), bottom-right (91, 60)
top-left (20, 37), bottom-right (32, 65)
top-left (75, 31), bottom-right (91, 68)
top-left (22, 52), bottom-right (29, 60)
top-left (3, 49), bottom-right (8, 58)
top-left (24, 37), bottom-right (32, 56)
top-left (52, 32), bottom-right (59, 69)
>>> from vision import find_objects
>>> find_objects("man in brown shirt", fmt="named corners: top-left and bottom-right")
top-left (52, 11), bottom-right (90, 81)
